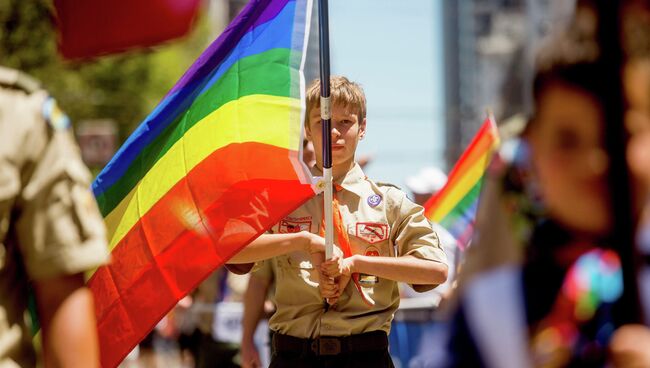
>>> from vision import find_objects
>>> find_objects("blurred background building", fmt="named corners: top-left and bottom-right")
top-left (443, 0), bottom-right (576, 165)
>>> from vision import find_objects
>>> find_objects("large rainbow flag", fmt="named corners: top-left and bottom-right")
top-left (424, 117), bottom-right (499, 248)
top-left (89, 0), bottom-right (315, 366)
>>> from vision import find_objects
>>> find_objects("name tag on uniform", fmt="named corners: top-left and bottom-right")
top-left (355, 222), bottom-right (388, 244)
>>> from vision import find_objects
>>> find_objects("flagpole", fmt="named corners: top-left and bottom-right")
top-left (318, 0), bottom-right (334, 260)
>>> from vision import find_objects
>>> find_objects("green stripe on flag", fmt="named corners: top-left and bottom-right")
top-left (96, 48), bottom-right (296, 216)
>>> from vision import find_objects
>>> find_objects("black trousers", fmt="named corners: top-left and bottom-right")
top-left (269, 331), bottom-right (395, 368)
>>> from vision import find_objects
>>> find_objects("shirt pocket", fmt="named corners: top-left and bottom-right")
top-left (347, 222), bottom-right (392, 257)
top-left (274, 254), bottom-right (322, 304)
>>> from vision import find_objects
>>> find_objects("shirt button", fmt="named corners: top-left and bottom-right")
top-left (322, 324), bottom-right (331, 330)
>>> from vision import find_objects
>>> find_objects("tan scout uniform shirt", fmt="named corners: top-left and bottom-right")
top-left (259, 163), bottom-right (447, 339)
top-left (0, 68), bottom-right (109, 367)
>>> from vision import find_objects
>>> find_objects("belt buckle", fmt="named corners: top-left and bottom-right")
top-left (316, 337), bottom-right (341, 355)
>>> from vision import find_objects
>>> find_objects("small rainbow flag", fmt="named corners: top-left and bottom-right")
top-left (424, 117), bottom-right (499, 248)
top-left (88, 0), bottom-right (315, 366)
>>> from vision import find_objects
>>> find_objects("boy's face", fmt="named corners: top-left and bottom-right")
top-left (306, 103), bottom-right (366, 171)
top-left (530, 83), bottom-right (611, 236)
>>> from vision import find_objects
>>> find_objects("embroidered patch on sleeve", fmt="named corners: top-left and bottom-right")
top-left (355, 222), bottom-right (389, 244)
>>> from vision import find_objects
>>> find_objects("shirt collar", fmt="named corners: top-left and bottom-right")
top-left (311, 163), bottom-right (367, 197)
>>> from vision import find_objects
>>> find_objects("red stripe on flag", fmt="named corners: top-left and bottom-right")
top-left (89, 142), bottom-right (314, 367)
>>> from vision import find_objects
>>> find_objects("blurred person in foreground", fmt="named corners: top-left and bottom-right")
top-left (241, 260), bottom-right (275, 368)
top-left (446, 5), bottom-right (650, 367)
top-left (613, 1), bottom-right (650, 365)
top-left (0, 66), bottom-right (109, 367)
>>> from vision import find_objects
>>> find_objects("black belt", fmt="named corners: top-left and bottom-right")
top-left (271, 330), bottom-right (389, 356)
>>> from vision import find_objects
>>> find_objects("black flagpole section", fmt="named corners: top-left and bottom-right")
top-left (319, 0), bottom-right (332, 169)
top-left (596, 0), bottom-right (642, 324)
top-left (318, 0), bottom-right (335, 260)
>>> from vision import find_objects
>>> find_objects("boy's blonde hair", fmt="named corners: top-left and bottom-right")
top-left (305, 76), bottom-right (367, 121)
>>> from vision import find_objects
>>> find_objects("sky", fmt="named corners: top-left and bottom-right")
top-left (327, 0), bottom-right (445, 191)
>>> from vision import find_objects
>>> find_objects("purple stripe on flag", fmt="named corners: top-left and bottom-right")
top-left (166, 0), bottom-right (291, 98)
top-left (255, 0), bottom-right (293, 28)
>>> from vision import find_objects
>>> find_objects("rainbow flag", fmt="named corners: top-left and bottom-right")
top-left (89, 0), bottom-right (315, 366)
top-left (424, 117), bottom-right (499, 248)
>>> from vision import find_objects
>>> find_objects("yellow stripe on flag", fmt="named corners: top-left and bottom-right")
top-left (104, 94), bottom-right (301, 251)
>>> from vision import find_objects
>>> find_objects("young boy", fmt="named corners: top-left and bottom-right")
top-left (231, 76), bottom-right (448, 367)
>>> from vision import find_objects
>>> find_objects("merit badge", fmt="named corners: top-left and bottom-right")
top-left (355, 222), bottom-right (388, 244)
top-left (279, 217), bottom-right (312, 233)
top-left (367, 194), bottom-right (382, 207)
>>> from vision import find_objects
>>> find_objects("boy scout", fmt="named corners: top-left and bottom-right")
top-left (0, 66), bottom-right (108, 367)
top-left (231, 76), bottom-right (448, 367)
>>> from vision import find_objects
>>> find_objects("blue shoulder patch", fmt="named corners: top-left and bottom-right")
top-left (42, 97), bottom-right (70, 131)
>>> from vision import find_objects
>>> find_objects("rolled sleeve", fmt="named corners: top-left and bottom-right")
top-left (391, 189), bottom-right (448, 292)
top-left (251, 259), bottom-right (274, 282)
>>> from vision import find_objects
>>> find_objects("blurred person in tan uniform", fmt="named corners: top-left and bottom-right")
top-left (0, 66), bottom-right (108, 367)
top-left (240, 138), bottom-right (317, 368)
top-left (174, 267), bottom-right (249, 368)
top-left (230, 76), bottom-right (448, 367)
top-left (241, 261), bottom-right (275, 368)
top-left (238, 139), bottom-right (315, 368)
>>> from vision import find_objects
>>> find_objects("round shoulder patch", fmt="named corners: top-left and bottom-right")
top-left (367, 194), bottom-right (382, 207)
top-left (42, 97), bottom-right (70, 131)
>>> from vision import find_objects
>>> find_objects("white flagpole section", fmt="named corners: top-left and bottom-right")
top-left (322, 97), bottom-right (333, 260)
